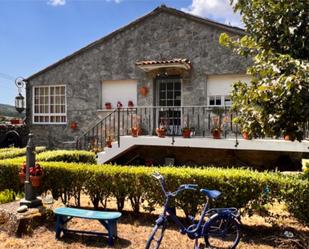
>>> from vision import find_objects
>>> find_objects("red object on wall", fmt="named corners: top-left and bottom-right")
top-left (139, 86), bottom-right (148, 97)
top-left (70, 121), bottom-right (78, 130)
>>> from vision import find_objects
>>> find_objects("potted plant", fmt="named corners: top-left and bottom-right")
top-left (131, 114), bottom-right (141, 137)
top-left (70, 121), bottom-right (78, 130)
top-left (19, 162), bottom-right (26, 185)
top-left (241, 128), bottom-right (251, 140)
top-left (128, 100), bottom-right (134, 108)
top-left (117, 101), bottom-right (123, 108)
top-left (106, 136), bottom-right (112, 148)
top-left (190, 127), bottom-right (196, 137)
top-left (156, 123), bottom-right (166, 138)
top-left (211, 127), bottom-right (222, 139)
top-left (30, 163), bottom-right (43, 188)
top-left (182, 127), bottom-right (191, 138)
top-left (105, 102), bottom-right (112, 109)
top-left (211, 107), bottom-right (224, 139)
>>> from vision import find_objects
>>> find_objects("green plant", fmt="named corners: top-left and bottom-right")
top-left (0, 158), bottom-right (307, 224)
top-left (0, 146), bottom-right (46, 160)
top-left (0, 189), bottom-right (16, 204)
top-left (36, 150), bottom-right (96, 164)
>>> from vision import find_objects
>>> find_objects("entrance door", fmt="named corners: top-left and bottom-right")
top-left (156, 77), bottom-right (181, 135)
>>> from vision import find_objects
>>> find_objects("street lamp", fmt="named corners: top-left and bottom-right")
top-left (15, 77), bottom-right (26, 113)
top-left (14, 77), bottom-right (42, 208)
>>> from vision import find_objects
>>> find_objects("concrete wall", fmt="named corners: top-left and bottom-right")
top-left (26, 10), bottom-right (250, 148)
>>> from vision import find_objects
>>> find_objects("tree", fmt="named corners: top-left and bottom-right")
top-left (220, 0), bottom-right (309, 141)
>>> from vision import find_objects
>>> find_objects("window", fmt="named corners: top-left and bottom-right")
top-left (208, 95), bottom-right (232, 107)
top-left (33, 85), bottom-right (66, 124)
top-left (208, 96), bottom-right (221, 106)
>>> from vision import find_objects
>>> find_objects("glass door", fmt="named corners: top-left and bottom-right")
top-left (156, 77), bottom-right (181, 135)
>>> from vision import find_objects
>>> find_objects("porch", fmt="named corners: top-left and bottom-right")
top-left (75, 106), bottom-right (309, 165)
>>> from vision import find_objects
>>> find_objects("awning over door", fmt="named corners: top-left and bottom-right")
top-left (136, 58), bottom-right (191, 72)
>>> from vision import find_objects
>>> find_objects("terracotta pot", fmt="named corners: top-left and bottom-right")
top-left (139, 86), bottom-right (148, 97)
top-left (284, 134), bottom-right (295, 141)
top-left (105, 103), bottom-right (112, 109)
top-left (182, 129), bottom-right (191, 138)
top-left (156, 128), bottom-right (166, 138)
top-left (30, 175), bottom-right (42, 188)
top-left (128, 101), bottom-right (134, 108)
top-left (131, 127), bottom-right (141, 137)
top-left (212, 130), bottom-right (221, 139)
top-left (242, 132), bottom-right (250, 140)
top-left (19, 172), bottom-right (25, 185)
top-left (106, 140), bottom-right (112, 148)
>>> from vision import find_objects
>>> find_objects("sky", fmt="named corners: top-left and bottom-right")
top-left (0, 0), bottom-right (242, 105)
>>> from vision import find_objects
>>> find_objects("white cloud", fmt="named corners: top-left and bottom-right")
top-left (106, 0), bottom-right (123, 3)
top-left (47, 0), bottom-right (66, 7)
top-left (181, 0), bottom-right (243, 27)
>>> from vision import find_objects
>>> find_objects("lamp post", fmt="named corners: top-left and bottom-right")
top-left (14, 77), bottom-right (42, 208)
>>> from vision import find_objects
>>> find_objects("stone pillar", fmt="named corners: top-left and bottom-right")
top-left (20, 133), bottom-right (42, 208)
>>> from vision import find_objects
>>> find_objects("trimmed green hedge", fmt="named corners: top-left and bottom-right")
top-left (0, 158), bottom-right (308, 224)
top-left (36, 150), bottom-right (96, 164)
top-left (0, 146), bottom-right (46, 160)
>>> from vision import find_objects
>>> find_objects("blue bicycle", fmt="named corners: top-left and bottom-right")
top-left (146, 173), bottom-right (241, 249)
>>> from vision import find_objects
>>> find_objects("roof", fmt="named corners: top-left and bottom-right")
top-left (27, 5), bottom-right (245, 81)
top-left (136, 58), bottom-right (192, 72)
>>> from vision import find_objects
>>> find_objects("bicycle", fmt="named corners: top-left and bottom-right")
top-left (145, 173), bottom-right (241, 249)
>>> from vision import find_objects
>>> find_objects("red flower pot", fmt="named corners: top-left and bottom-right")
top-left (30, 175), bottom-right (42, 188)
top-left (70, 121), bottom-right (77, 130)
top-left (242, 132), bottom-right (250, 140)
top-left (139, 86), bottom-right (148, 97)
top-left (156, 128), bottom-right (166, 138)
top-left (212, 130), bottom-right (221, 139)
top-left (105, 103), bottom-right (112, 109)
top-left (131, 127), bottom-right (141, 137)
top-left (182, 129), bottom-right (191, 138)
top-left (284, 134), bottom-right (295, 141)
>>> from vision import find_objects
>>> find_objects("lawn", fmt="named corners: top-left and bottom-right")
top-left (0, 197), bottom-right (308, 249)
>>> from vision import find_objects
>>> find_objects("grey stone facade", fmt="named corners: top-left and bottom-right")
top-left (26, 6), bottom-right (250, 148)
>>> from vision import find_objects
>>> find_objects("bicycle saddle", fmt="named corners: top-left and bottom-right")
top-left (200, 189), bottom-right (221, 199)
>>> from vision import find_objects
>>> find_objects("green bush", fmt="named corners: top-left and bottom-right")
top-left (0, 189), bottom-right (16, 204)
top-left (0, 158), bottom-right (307, 224)
top-left (0, 146), bottom-right (46, 160)
top-left (36, 150), bottom-right (96, 164)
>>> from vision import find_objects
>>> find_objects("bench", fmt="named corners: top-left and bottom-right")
top-left (54, 207), bottom-right (122, 246)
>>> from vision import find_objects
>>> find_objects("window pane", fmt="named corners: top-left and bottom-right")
top-left (215, 97), bottom-right (221, 106)
top-left (60, 86), bottom-right (65, 95)
top-left (209, 97), bottom-right (215, 106)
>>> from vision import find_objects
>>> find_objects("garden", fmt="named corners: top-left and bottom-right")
top-left (0, 146), bottom-right (308, 248)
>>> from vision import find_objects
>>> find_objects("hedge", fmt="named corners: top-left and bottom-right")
top-left (36, 150), bottom-right (96, 164)
top-left (0, 146), bottom-right (46, 160)
top-left (0, 158), bottom-right (308, 224)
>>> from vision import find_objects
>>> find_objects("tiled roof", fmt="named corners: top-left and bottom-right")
top-left (136, 58), bottom-right (191, 66)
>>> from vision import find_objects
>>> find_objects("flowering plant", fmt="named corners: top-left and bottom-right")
top-left (20, 162), bottom-right (43, 176)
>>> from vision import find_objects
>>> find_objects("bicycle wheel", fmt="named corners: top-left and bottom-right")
top-left (204, 214), bottom-right (240, 249)
top-left (145, 223), bottom-right (166, 249)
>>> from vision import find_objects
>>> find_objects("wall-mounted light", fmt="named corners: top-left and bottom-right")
top-left (15, 77), bottom-right (26, 113)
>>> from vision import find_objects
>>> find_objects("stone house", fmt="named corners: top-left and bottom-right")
top-left (26, 5), bottom-right (308, 169)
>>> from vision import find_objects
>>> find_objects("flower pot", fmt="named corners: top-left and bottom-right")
top-left (242, 132), bottom-right (250, 140)
top-left (139, 86), bottom-right (148, 97)
top-left (105, 103), bottom-right (112, 109)
top-left (128, 101), bottom-right (134, 108)
top-left (131, 127), bottom-right (141, 137)
top-left (30, 175), bottom-right (42, 188)
top-left (156, 128), bottom-right (166, 138)
top-left (182, 129), bottom-right (191, 138)
top-left (284, 134), bottom-right (295, 141)
top-left (212, 130), bottom-right (221, 139)
top-left (10, 119), bottom-right (21, 125)
top-left (19, 172), bottom-right (25, 185)
top-left (70, 121), bottom-right (77, 130)
top-left (106, 140), bottom-right (112, 148)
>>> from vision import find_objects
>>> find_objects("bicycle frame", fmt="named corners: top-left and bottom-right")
top-left (153, 173), bottom-right (214, 239)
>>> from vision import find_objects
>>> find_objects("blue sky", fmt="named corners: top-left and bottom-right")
top-left (0, 0), bottom-right (241, 105)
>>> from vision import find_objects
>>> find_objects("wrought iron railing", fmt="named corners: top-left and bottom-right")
top-left (76, 106), bottom-right (239, 151)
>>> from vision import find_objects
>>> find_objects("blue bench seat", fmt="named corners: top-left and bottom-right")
top-left (54, 207), bottom-right (122, 246)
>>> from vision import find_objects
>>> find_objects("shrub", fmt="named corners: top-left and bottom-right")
top-left (0, 189), bottom-right (16, 204)
top-left (36, 150), bottom-right (96, 164)
top-left (0, 158), bottom-right (307, 224)
top-left (302, 159), bottom-right (309, 177)
top-left (0, 146), bottom-right (46, 160)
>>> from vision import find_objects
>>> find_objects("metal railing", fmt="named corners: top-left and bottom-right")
top-left (76, 106), bottom-right (238, 151)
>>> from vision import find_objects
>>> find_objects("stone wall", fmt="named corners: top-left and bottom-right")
top-left (26, 9), bottom-right (249, 148)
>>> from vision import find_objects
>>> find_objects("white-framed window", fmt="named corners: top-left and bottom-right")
top-left (33, 85), bottom-right (66, 124)
top-left (208, 95), bottom-right (232, 107)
